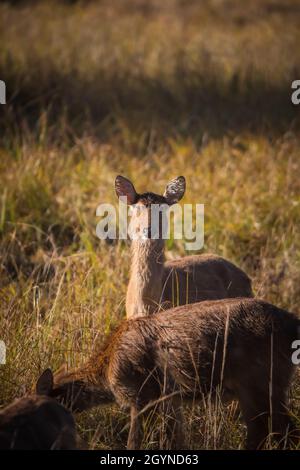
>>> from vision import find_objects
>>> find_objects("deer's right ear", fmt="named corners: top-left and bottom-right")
top-left (115, 175), bottom-right (138, 205)
top-left (36, 368), bottom-right (54, 396)
top-left (164, 176), bottom-right (186, 205)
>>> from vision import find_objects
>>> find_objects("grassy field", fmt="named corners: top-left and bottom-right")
top-left (0, 0), bottom-right (300, 449)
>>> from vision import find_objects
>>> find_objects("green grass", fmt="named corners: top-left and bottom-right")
top-left (0, 0), bottom-right (300, 449)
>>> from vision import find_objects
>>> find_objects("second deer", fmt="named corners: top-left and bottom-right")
top-left (43, 298), bottom-right (299, 450)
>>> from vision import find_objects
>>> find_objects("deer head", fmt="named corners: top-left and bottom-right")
top-left (115, 175), bottom-right (186, 241)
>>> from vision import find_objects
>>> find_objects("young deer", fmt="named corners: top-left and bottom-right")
top-left (115, 175), bottom-right (253, 318)
top-left (43, 298), bottom-right (299, 450)
top-left (0, 370), bottom-right (77, 449)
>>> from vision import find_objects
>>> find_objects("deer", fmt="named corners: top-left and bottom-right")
top-left (115, 175), bottom-right (253, 318)
top-left (0, 370), bottom-right (77, 450)
top-left (41, 297), bottom-right (300, 450)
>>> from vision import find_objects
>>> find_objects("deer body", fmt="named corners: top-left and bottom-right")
top-left (0, 393), bottom-right (77, 449)
top-left (127, 238), bottom-right (253, 317)
top-left (163, 253), bottom-right (253, 306)
top-left (47, 298), bottom-right (299, 450)
top-left (115, 176), bottom-right (253, 319)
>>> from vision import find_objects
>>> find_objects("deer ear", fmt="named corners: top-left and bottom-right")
top-left (36, 368), bottom-right (54, 396)
top-left (163, 176), bottom-right (186, 205)
top-left (115, 175), bottom-right (138, 205)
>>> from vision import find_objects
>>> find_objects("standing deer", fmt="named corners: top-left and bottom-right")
top-left (0, 370), bottom-right (77, 449)
top-left (43, 298), bottom-right (300, 450)
top-left (115, 175), bottom-right (253, 318)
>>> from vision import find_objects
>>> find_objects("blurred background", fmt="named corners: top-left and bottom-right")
top-left (1, 0), bottom-right (300, 138)
top-left (0, 0), bottom-right (300, 449)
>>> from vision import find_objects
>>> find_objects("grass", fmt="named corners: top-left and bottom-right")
top-left (0, 0), bottom-right (300, 449)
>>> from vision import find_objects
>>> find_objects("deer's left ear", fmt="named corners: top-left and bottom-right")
top-left (115, 175), bottom-right (138, 205)
top-left (36, 368), bottom-right (54, 396)
top-left (163, 176), bottom-right (186, 205)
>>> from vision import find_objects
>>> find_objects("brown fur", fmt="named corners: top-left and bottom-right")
top-left (47, 298), bottom-right (300, 450)
top-left (127, 240), bottom-right (253, 317)
top-left (0, 394), bottom-right (77, 449)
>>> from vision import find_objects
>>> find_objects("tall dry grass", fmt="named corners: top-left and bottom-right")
top-left (0, 0), bottom-right (300, 449)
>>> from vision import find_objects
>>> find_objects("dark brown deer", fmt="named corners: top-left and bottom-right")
top-left (0, 370), bottom-right (77, 449)
top-left (115, 176), bottom-right (253, 318)
top-left (43, 298), bottom-right (299, 450)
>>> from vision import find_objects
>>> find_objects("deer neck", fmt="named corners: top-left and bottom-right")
top-left (126, 238), bottom-right (165, 318)
top-left (52, 362), bottom-right (113, 412)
